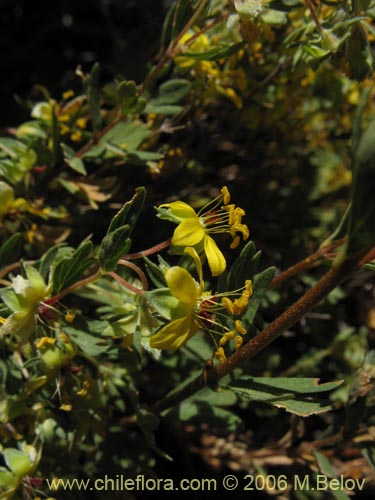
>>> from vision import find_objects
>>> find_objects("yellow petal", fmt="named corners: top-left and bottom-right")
top-left (172, 218), bottom-right (205, 247)
top-left (165, 267), bottom-right (200, 305)
top-left (204, 235), bottom-right (226, 276)
top-left (184, 247), bottom-right (203, 291)
top-left (159, 201), bottom-right (197, 220)
top-left (150, 314), bottom-right (198, 350)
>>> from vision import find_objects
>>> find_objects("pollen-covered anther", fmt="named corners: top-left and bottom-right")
top-left (235, 335), bottom-right (243, 350)
top-left (35, 337), bottom-right (56, 349)
top-left (221, 186), bottom-right (231, 205)
top-left (222, 279), bottom-right (252, 316)
top-left (235, 319), bottom-right (247, 335)
top-left (215, 346), bottom-right (227, 363)
top-left (219, 330), bottom-right (235, 346)
top-left (230, 235), bottom-right (241, 249)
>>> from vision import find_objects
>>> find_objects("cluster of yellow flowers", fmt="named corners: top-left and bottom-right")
top-left (174, 32), bottom-right (247, 109)
top-left (31, 90), bottom-right (87, 142)
top-left (152, 187), bottom-right (252, 361)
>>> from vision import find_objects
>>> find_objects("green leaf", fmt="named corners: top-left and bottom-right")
top-left (154, 79), bottom-right (191, 104)
top-left (144, 104), bottom-right (183, 116)
top-left (99, 225), bottom-right (131, 272)
top-left (51, 102), bottom-right (61, 168)
top-left (142, 288), bottom-right (178, 320)
top-left (351, 87), bottom-right (371, 158)
top-left (235, 376), bottom-right (344, 393)
top-left (362, 445), bottom-right (375, 471)
top-left (171, 0), bottom-right (194, 39)
top-left (136, 405), bottom-right (172, 461)
top-left (126, 151), bottom-right (164, 165)
top-left (0, 397), bottom-right (29, 423)
top-left (234, 0), bottom-right (263, 17)
top-left (345, 117), bottom-right (375, 258)
top-left (0, 309), bottom-right (37, 344)
top-left (313, 450), bottom-right (352, 500)
top-left (65, 325), bottom-right (110, 356)
top-left (219, 240), bottom-right (261, 292)
top-left (84, 62), bottom-right (102, 132)
top-left (97, 120), bottom-right (151, 152)
top-left (22, 376), bottom-right (48, 396)
top-left (160, 0), bottom-right (177, 49)
top-left (107, 187), bottom-right (146, 235)
top-left (144, 256), bottom-right (167, 288)
top-left (261, 9), bottom-right (287, 24)
top-left (117, 81), bottom-right (146, 114)
top-left (192, 386), bottom-right (238, 406)
top-left (241, 266), bottom-right (276, 326)
top-left (3, 449), bottom-right (33, 479)
top-left (35, 243), bottom-right (68, 282)
top-left (227, 376), bottom-right (343, 416)
top-left (346, 23), bottom-right (373, 81)
top-left (61, 143), bottom-right (87, 175)
top-left (52, 241), bottom-right (95, 294)
top-left (0, 234), bottom-right (23, 270)
top-left (303, 44), bottom-right (330, 59)
top-left (183, 41), bottom-right (246, 61)
top-left (313, 450), bottom-right (338, 478)
top-left (177, 400), bottom-right (243, 431)
top-left (0, 138), bottom-right (37, 183)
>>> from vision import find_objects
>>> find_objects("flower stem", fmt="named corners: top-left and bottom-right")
top-left (107, 272), bottom-right (143, 295)
top-left (118, 259), bottom-right (149, 291)
top-left (152, 254), bottom-right (364, 414)
top-left (44, 268), bottom-right (102, 305)
top-left (123, 238), bottom-right (171, 259)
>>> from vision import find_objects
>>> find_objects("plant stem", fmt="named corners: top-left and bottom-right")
top-left (140, 0), bottom-right (210, 93)
top-left (107, 272), bottom-right (143, 295)
top-left (74, 0), bottom-right (211, 160)
top-left (75, 114), bottom-right (123, 159)
top-left (118, 260), bottom-right (149, 291)
top-left (44, 268), bottom-right (102, 305)
top-left (305, 0), bottom-right (323, 33)
top-left (0, 260), bottom-right (35, 280)
top-left (152, 255), bottom-right (361, 414)
top-left (123, 238), bottom-right (171, 259)
top-left (270, 238), bottom-right (345, 288)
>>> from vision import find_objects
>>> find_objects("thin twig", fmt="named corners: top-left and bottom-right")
top-left (44, 268), bottom-right (102, 305)
top-left (118, 259), bottom-right (149, 291)
top-left (123, 238), bottom-right (171, 259)
top-left (140, 0), bottom-right (210, 94)
top-left (107, 271), bottom-right (143, 295)
top-left (270, 238), bottom-right (346, 288)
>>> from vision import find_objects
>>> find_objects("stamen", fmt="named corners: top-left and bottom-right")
top-left (235, 335), bottom-right (243, 349)
top-left (214, 346), bottom-right (227, 363)
top-left (221, 186), bottom-right (231, 205)
top-left (235, 319), bottom-right (247, 335)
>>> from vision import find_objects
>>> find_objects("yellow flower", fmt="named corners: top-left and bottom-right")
top-left (174, 32), bottom-right (211, 69)
top-left (150, 248), bottom-right (203, 350)
top-left (157, 187), bottom-right (249, 276)
top-left (150, 248), bottom-right (252, 352)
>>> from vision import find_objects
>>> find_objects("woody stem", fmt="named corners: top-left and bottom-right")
top-left (152, 253), bottom-right (365, 414)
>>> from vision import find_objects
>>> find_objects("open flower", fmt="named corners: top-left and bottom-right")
top-left (150, 248), bottom-right (203, 350)
top-left (150, 248), bottom-right (252, 354)
top-left (156, 187), bottom-right (249, 276)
